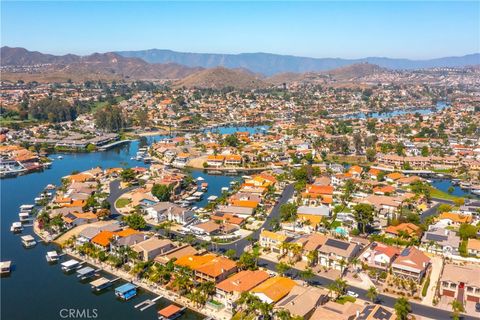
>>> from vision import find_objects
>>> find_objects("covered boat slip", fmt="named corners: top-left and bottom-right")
top-left (0, 261), bottom-right (12, 275)
top-left (20, 235), bottom-right (36, 248)
top-left (158, 304), bottom-right (186, 320)
top-left (46, 251), bottom-right (59, 263)
top-left (61, 259), bottom-right (82, 272)
top-left (76, 266), bottom-right (98, 280)
top-left (115, 283), bottom-right (138, 300)
top-left (90, 277), bottom-right (119, 291)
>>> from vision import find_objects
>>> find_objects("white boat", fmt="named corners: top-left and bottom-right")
top-left (242, 175), bottom-right (252, 179)
top-left (207, 195), bottom-right (218, 202)
top-left (0, 261), bottom-right (12, 275)
top-left (19, 212), bottom-right (31, 222)
top-left (19, 204), bottom-right (35, 212)
top-left (46, 251), bottom-right (59, 263)
top-left (192, 191), bottom-right (204, 199)
top-left (221, 187), bottom-right (229, 192)
top-left (57, 156), bottom-right (63, 159)
top-left (185, 196), bottom-right (197, 202)
top-left (196, 176), bottom-right (205, 181)
top-left (21, 235), bottom-right (37, 248)
top-left (10, 222), bottom-right (23, 233)
top-left (45, 184), bottom-right (56, 190)
top-left (61, 259), bottom-right (81, 272)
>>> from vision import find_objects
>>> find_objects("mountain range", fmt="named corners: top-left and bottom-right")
top-left (116, 49), bottom-right (480, 76)
top-left (1, 46), bottom-right (479, 89)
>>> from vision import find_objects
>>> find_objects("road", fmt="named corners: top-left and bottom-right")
top-left (107, 181), bottom-right (478, 319)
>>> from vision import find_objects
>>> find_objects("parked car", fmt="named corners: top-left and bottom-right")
top-left (347, 290), bottom-right (359, 298)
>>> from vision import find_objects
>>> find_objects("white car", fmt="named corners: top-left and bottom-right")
top-left (347, 290), bottom-right (359, 298)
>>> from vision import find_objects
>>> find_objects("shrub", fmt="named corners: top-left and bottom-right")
top-left (422, 276), bottom-right (430, 297)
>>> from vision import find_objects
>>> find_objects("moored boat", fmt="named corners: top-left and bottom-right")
top-left (0, 261), bottom-right (12, 275)
top-left (21, 235), bottom-right (37, 248)
top-left (10, 222), bottom-right (23, 233)
top-left (46, 251), bottom-right (59, 263)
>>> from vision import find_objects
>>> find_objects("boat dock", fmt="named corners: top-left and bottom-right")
top-left (134, 295), bottom-right (163, 311)
top-left (90, 277), bottom-right (120, 291)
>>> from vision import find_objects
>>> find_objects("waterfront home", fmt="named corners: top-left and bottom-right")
top-left (384, 222), bottom-right (422, 238)
top-left (131, 237), bottom-right (176, 262)
top-left (420, 226), bottom-right (460, 256)
top-left (154, 244), bottom-right (198, 265)
top-left (296, 205), bottom-right (330, 231)
top-left (172, 153), bottom-right (190, 168)
top-left (317, 237), bottom-right (360, 272)
top-left (217, 205), bottom-right (254, 218)
top-left (91, 228), bottom-right (140, 250)
top-left (62, 211), bottom-right (98, 228)
top-left (467, 238), bottom-right (480, 257)
top-left (250, 276), bottom-right (297, 304)
top-left (224, 154), bottom-right (242, 166)
top-left (440, 263), bottom-right (480, 304)
top-left (146, 202), bottom-right (194, 225)
top-left (215, 270), bottom-right (270, 310)
top-left (361, 242), bottom-right (400, 271)
top-left (211, 213), bottom-right (244, 226)
top-left (174, 254), bottom-right (237, 283)
top-left (259, 230), bottom-right (292, 254)
top-left (206, 155), bottom-right (225, 167)
top-left (274, 285), bottom-right (329, 319)
top-left (391, 247), bottom-right (430, 281)
top-left (76, 222), bottom-right (122, 245)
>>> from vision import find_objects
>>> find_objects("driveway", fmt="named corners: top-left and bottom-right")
top-left (422, 256), bottom-right (443, 306)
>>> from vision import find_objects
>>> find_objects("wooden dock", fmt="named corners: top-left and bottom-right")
top-left (134, 295), bottom-right (163, 311)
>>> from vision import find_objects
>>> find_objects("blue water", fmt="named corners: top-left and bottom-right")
top-left (203, 125), bottom-right (269, 135)
top-left (344, 101), bottom-right (449, 119)
top-left (430, 179), bottom-right (479, 198)
top-left (0, 127), bottom-right (258, 320)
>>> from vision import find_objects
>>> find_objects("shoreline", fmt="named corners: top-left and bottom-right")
top-left (63, 249), bottom-right (213, 319)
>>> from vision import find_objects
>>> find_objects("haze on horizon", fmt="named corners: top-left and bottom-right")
top-left (1, 1), bottom-right (479, 60)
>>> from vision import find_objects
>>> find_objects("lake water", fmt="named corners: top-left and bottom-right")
top-left (344, 101), bottom-right (449, 119)
top-left (430, 178), bottom-right (479, 198)
top-left (0, 127), bottom-right (254, 320)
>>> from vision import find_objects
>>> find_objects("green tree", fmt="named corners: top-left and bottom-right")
top-left (353, 203), bottom-right (374, 234)
top-left (366, 148), bottom-right (376, 162)
top-left (120, 168), bottom-right (136, 182)
top-left (276, 262), bottom-right (291, 276)
top-left (151, 184), bottom-right (172, 201)
top-left (122, 213), bottom-right (146, 230)
top-left (394, 297), bottom-right (411, 320)
top-left (366, 285), bottom-right (378, 303)
top-left (449, 298), bottom-right (464, 320)
top-left (458, 223), bottom-right (477, 240)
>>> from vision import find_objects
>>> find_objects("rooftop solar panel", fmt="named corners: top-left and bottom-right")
top-left (325, 238), bottom-right (350, 250)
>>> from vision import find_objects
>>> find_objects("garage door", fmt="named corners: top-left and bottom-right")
top-left (467, 295), bottom-right (479, 302)
top-left (442, 290), bottom-right (455, 297)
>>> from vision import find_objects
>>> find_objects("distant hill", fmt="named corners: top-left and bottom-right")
top-left (0, 46), bottom-right (202, 82)
top-left (174, 67), bottom-right (267, 89)
top-left (116, 49), bottom-right (480, 76)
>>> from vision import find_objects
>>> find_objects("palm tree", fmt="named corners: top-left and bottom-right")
top-left (350, 257), bottom-right (360, 273)
top-left (306, 249), bottom-right (318, 266)
top-left (328, 277), bottom-right (348, 300)
top-left (449, 299), bottom-right (464, 320)
top-left (394, 297), bottom-right (412, 320)
top-left (299, 268), bottom-right (315, 285)
top-left (339, 259), bottom-right (348, 276)
top-left (366, 285), bottom-right (378, 303)
top-left (276, 262), bottom-right (291, 276)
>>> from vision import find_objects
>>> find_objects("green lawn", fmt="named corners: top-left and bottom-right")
top-left (336, 295), bottom-right (356, 304)
top-left (429, 187), bottom-right (461, 201)
top-left (92, 96), bottom-right (125, 112)
top-left (115, 198), bottom-right (131, 208)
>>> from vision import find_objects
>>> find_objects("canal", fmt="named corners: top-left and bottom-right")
top-left (0, 128), bottom-right (250, 320)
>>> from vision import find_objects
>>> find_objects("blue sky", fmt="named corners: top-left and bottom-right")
top-left (1, 1), bottom-right (479, 59)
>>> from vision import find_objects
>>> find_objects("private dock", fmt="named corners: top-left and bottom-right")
top-left (90, 277), bottom-right (120, 291)
top-left (134, 295), bottom-right (163, 311)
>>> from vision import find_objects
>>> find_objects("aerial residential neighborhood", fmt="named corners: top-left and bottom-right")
top-left (1, 1), bottom-right (479, 320)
